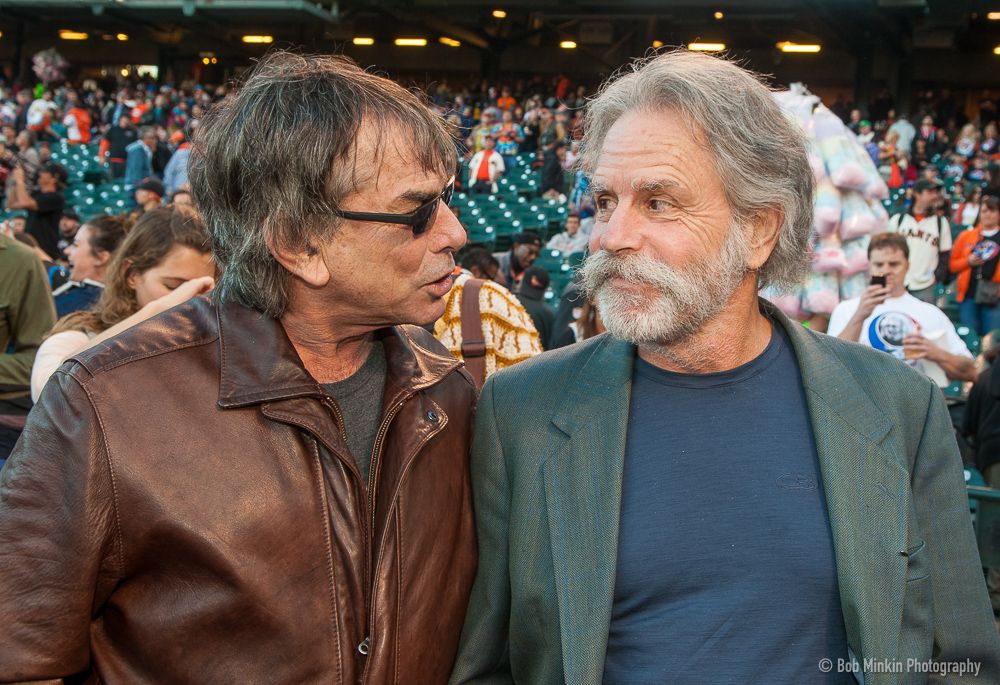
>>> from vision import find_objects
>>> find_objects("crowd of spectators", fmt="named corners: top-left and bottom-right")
top-left (837, 90), bottom-right (1000, 207)
top-left (9, 72), bottom-right (1000, 464)
top-left (0, 70), bottom-right (604, 461)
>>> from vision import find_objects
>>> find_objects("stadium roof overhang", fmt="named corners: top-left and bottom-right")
top-left (0, 0), bottom-right (339, 24)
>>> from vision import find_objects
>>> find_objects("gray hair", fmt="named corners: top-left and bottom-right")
top-left (580, 50), bottom-right (814, 291)
top-left (189, 51), bottom-right (457, 317)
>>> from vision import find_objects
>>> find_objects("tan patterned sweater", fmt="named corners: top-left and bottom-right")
top-left (434, 272), bottom-right (542, 379)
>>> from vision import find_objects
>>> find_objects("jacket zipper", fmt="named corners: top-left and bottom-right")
top-left (358, 398), bottom-right (407, 677)
top-left (322, 396), bottom-right (374, 663)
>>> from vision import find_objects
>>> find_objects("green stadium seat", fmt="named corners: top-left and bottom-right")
top-left (534, 249), bottom-right (564, 272)
top-left (956, 326), bottom-right (981, 356)
top-left (547, 272), bottom-right (573, 300)
top-left (565, 251), bottom-right (587, 269)
top-left (943, 380), bottom-right (966, 401)
top-left (967, 467), bottom-right (987, 487)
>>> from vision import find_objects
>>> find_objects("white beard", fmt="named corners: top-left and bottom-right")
top-left (581, 226), bottom-right (750, 349)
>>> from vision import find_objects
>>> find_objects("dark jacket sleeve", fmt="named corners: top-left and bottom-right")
top-left (963, 369), bottom-right (987, 445)
top-left (0, 367), bottom-right (121, 681)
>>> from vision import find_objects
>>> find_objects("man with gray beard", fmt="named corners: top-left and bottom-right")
top-left (451, 50), bottom-right (1000, 685)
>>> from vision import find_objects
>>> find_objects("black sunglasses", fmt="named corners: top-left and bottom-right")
top-left (332, 177), bottom-right (455, 236)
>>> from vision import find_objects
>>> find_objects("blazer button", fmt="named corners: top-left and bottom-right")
top-left (426, 410), bottom-right (440, 423)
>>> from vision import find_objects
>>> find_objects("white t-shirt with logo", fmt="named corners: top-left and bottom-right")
top-left (827, 292), bottom-right (971, 386)
top-left (887, 213), bottom-right (952, 291)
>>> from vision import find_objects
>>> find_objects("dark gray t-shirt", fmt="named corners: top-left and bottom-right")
top-left (602, 323), bottom-right (852, 684)
top-left (321, 341), bottom-right (387, 485)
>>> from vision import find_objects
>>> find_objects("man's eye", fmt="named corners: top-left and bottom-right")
top-left (649, 199), bottom-right (673, 212)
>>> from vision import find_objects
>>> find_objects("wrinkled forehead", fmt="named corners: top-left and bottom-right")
top-left (346, 119), bottom-right (450, 195)
top-left (870, 247), bottom-right (907, 262)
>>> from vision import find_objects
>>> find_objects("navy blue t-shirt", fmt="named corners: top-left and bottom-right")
top-left (603, 323), bottom-right (853, 684)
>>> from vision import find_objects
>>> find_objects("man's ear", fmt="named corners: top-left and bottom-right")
top-left (270, 237), bottom-right (330, 288)
top-left (746, 208), bottom-right (783, 272)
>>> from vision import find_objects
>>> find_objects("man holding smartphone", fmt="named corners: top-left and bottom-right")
top-left (828, 232), bottom-right (976, 383)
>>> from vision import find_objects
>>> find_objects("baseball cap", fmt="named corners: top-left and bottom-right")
top-left (519, 265), bottom-right (551, 298)
top-left (913, 178), bottom-right (944, 193)
top-left (137, 177), bottom-right (165, 198)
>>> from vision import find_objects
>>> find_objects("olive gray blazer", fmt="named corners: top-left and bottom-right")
top-left (451, 302), bottom-right (1000, 685)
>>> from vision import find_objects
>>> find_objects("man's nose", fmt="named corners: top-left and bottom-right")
top-left (597, 203), bottom-right (641, 254)
top-left (434, 203), bottom-right (467, 252)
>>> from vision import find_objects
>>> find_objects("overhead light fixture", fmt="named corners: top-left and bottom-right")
top-left (352, 37), bottom-right (374, 45)
top-left (211, 57), bottom-right (218, 64)
top-left (202, 57), bottom-right (211, 65)
top-left (994, 46), bottom-right (1000, 54)
top-left (492, 9), bottom-right (507, 19)
top-left (688, 42), bottom-right (725, 52)
top-left (439, 37), bottom-right (461, 47)
top-left (777, 41), bottom-right (821, 53)
top-left (120, 68), bottom-right (129, 77)
top-left (117, 33), bottom-right (129, 41)
top-left (241, 35), bottom-right (273, 44)
top-left (59, 30), bottom-right (89, 40)
top-left (652, 40), bottom-right (664, 48)
top-left (714, 11), bottom-right (724, 20)
top-left (989, 12), bottom-right (1000, 20)
top-left (560, 40), bottom-right (577, 49)
top-left (395, 38), bottom-right (427, 46)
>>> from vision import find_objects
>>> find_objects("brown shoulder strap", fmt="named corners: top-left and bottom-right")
top-left (460, 278), bottom-right (487, 389)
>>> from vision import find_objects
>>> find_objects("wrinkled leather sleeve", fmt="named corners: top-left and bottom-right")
top-left (0, 365), bottom-right (121, 682)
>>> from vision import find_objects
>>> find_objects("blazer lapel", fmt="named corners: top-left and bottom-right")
top-left (540, 307), bottom-right (909, 683)
top-left (544, 335), bottom-right (634, 685)
top-left (774, 306), bottom-right (909, 674)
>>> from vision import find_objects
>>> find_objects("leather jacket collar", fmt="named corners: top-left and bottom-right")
top-left (215, 297), bottom-right (463, 409)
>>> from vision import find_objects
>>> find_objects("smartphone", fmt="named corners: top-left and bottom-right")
top-left (870, 274), bottom-right (887, 287)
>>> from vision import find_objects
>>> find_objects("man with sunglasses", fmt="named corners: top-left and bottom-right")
top-left (0, 52), bottom-right (477, 683)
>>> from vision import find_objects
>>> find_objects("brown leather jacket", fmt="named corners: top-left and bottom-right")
top-left (0, 296), bottom-right (478, 684)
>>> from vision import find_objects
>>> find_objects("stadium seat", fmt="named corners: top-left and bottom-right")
top-left (534, 249), bottom-right (564, 272)
top-left (565, 251), bottom-right (587, 269)
top-left (943, 380), bottom-right (966, 401)
top-left (956, 326), bottom-right (981, 356)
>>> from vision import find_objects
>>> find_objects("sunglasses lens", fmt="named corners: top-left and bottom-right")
top-left (412, 200), bottom-right (437, 236)
top-left (413, 182), bottom-right (454, 236)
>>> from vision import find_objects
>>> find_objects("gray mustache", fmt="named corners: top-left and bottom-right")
top-left (581, 251), bottom-right (686, 298)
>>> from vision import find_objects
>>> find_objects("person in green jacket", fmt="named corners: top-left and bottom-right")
top-left (0, 230), bottom-right (55, 460)
top-left (451, 49), bottom-right (1000, 685)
